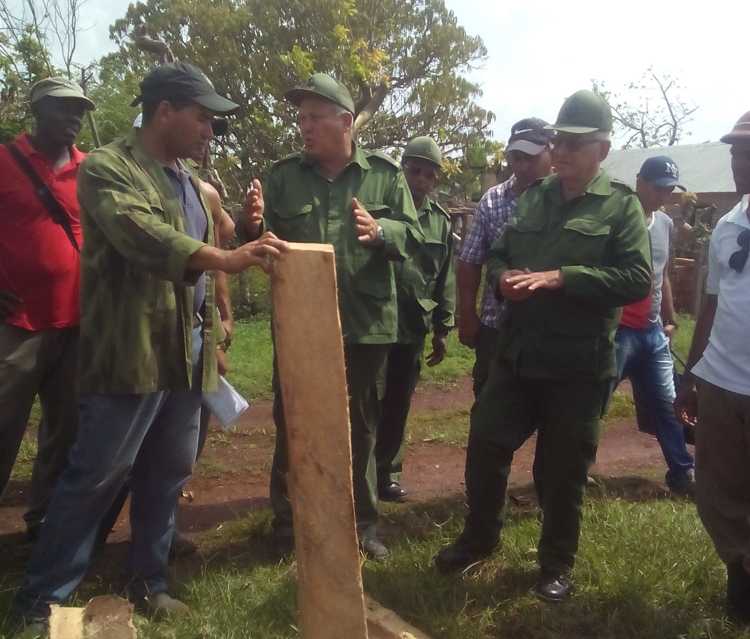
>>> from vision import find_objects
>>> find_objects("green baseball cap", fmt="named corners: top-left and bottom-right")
top-left (30, 76), bottom-right (95, 110)
top-left (403, 136), bottom-right (443, 168)
top-left (131, 62), bottom-right (239, 114)
top-left (284, 73), bottom-right (355, 114)
top-left (548, 90), bottom-right (612, 135)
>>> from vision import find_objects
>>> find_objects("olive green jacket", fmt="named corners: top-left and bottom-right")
top-left (264, 146), bottom-right (422, 344)
top-left (394, 197), bottom-right (455, 343)
top-left (487, 170), bottom-right (651, 380)
top-left (76, 129), bottom-right (218, 394)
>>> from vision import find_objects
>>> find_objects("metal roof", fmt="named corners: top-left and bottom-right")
top-left (601, 142), bottom-right (735, 193)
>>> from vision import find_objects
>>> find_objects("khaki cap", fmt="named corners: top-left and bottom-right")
top-left (30, 76), bottom-right (95, 110)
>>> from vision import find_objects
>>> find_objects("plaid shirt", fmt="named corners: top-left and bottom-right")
top-left (458, 175), bottom-right (517, 327)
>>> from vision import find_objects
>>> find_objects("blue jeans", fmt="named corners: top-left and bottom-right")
top-left (15, 329), bottom-right (203, 618)
top-left (614, 324), bottom-right (694, 487)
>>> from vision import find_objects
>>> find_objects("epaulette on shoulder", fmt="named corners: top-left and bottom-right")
top-left (610, 178), bottom-right (635, 194)
top-left (272, 151), bottom-right (302, 167)
top-left (430, 199), bottom-right (451, 221)
top-left (367, 149), bottom-right (400, 169)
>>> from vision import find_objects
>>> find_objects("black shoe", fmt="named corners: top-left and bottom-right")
top-left (379, 481), bottom-right (407, 502)
top-left (534, 571), bottom-right (573, 603)
top-left (668, 470), bottom-right (696, 499)
top-left (360, 535), bottom-right (390, 561)
top-left (434, 535), bottom-right (494, 574)
top-left (727, 561), bottom-right (750, 623)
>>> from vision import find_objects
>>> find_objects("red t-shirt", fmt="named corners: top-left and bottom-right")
top-left (0, 134), bottom-right (84, 331)
top-left (620, 292), bottom-right (652, 330)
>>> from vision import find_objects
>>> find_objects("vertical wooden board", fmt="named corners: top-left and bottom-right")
top-left (271, 243), bottom-right (369, 639)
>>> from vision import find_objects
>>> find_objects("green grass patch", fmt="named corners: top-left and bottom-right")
top-left (3, 490), bottom-right (744, 639)
top-left (407, 406), bottom-right (470, 447)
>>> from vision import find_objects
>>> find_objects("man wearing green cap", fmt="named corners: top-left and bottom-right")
top-left (376, 136), bottom-right (455, 502)
top-left (0, 77), bottom-right (95, 542)
top-left (256, 73), bottom-right (421, 560)
top-left (434, 90), bottom-right (651, 602)
top-left (12, 62), bottom-right (288, 629)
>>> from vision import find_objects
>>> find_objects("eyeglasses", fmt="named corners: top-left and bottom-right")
top-left (729, 229), bottom-right (750, 273)
top-left (551, 134), bottom-right (601, 152)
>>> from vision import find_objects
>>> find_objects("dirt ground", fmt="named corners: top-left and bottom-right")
top-left (0, 376), bottom-right (673, 542)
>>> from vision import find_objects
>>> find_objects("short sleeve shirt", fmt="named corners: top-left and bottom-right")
top-left (692, 196), bottom-right (750, 396)
top-left (0, 134), bottom-right (84, 331)
top-left (458, 176), bottom-right (517, 328)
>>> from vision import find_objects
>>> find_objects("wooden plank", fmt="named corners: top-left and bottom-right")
top-left (365, 596), bottom-right (433, 639)
top-left (271, 243), bottom-right (369, 639)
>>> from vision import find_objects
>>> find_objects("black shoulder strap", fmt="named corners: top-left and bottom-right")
top-left (6, 143), bottom-right (80, 253)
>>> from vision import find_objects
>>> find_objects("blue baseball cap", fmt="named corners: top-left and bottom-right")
top-left (638, 156), bottom-right (685, 190)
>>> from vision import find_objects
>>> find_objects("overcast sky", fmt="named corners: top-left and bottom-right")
top-left (30, 0), bottom-right (750, 147)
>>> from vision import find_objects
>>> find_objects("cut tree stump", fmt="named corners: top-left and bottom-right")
top-left (49, 595), bottom-right (136, 639)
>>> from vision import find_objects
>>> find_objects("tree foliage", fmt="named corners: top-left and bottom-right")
top-left (0, 0), bottom-right (94, 143)
top-left (592, 69), bottom-right (698, 149)
top-left (101, 0), bottom-right (493, 197)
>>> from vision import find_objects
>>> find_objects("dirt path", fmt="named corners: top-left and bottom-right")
top-left (0, 377), bottom-right (672, 541)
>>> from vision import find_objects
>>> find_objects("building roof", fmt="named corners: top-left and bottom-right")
top-left (602, 142), bottom-right (735, 193)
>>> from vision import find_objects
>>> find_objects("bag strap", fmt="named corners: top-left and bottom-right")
top-left (6, 143), bottom-right (80, 253)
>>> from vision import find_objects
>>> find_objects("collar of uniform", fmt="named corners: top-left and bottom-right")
top-left (546, 170), bottom-right (612, 205)
top-left (125, 128), bottom-right (184, 197)
top-left (726, 194), bottom-right (750, 229)
top-left (300, 143), bottom-right (371, 171)
top-left (14, 132), bottom-right (85, 169)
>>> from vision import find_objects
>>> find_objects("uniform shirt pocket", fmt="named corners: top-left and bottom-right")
top-left (561, 218), bottom-right (611, 265)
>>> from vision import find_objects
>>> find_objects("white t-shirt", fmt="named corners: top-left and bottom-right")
top-left (692, 195), bottom-right (750, 396)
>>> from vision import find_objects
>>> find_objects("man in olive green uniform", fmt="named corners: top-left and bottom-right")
top-left (434, 90), bottom-right (652, 602)
top-left (260, 74), bottom-right (421, 559)
top-left (376, 136), bottom-right (455, 502)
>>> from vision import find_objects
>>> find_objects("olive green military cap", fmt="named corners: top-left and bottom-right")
top-left (284, 73), bottom-right (355, 114)
top-left (548, 89), bottom-right (612, 134)
top-left (403, 136), bottom-right (443, 168)
top-left (30, 76), bottom-right (95, 110)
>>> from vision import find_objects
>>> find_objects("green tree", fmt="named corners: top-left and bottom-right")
top-left (101, 0), bottom-right (493, 197)
top-left (0, 0), bottom-right (94, 143)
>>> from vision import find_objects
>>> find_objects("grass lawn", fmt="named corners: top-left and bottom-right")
top-left (227, 312), bottom-right (696, 402)
top-left (1, 487), bottom-right (743, 639)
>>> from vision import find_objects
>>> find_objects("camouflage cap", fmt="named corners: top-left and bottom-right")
top-left (30, 76), bottom-right (95, 110)
top-left (403, 136), bottom-right (442, 168)
top-left (548, 90), bottom-right (612, 135)
top-left (284, 73), bottom-right (355, 114)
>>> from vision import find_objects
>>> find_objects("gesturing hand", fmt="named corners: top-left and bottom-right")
top-left (225, 232), bottom-right (288, 274)
top-left (244, 179), bottom-right (264, 233)
top-left (352, 197), bottom-right (383, 246)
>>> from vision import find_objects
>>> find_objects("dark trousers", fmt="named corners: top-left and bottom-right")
top-left (464, 358), bottom-right (608, 573)
top-left (0, 324), bottom-right (79, 530)
top-left (375, 339), bottom-right (424, 486)
top-left (695, 380), bottom-right (750, 566)
top-left (472, 324), bottom-right (545, 502)
top-left (270, 343), bottom-right (389, 537)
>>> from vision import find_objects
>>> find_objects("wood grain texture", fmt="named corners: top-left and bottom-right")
top-left (271, 243), bottom-right (369, 639)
